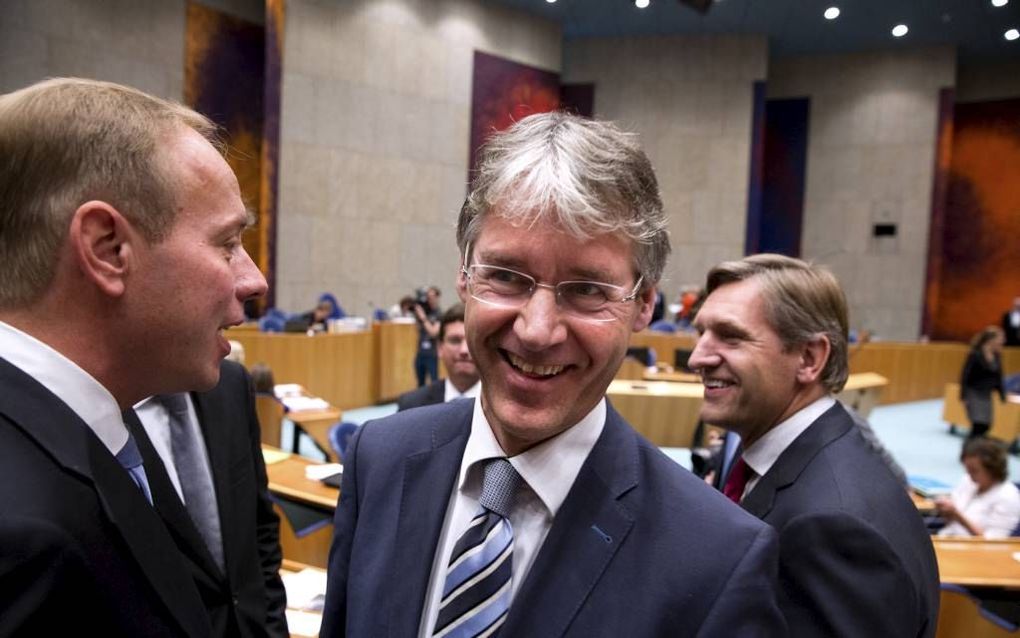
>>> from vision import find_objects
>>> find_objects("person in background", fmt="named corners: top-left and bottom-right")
top-left (1003, 297), bottom-right (1020, 347)
top-left (321, 111), bottom-right (785, 637)
top-left (226, 339), bottom-right (246, 365)
top-left (413, 285), bottom-right (442, 387)
top-left (937, 437), bottom-right (1020, 538)
top-left (0, 77), bottom-right (267, 635)
top-left (961, 325), bottom-right (1006, 439)
top-left (301, 299), bottom-right (335, 331)
top-left (250, 363), bottom-right (276, 396)
top-left (397, 303), bottom-right (480, 411)
top-left (691, 253), bottom-right (939, 637)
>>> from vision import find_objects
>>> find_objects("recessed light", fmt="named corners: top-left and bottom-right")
top-left (891, 24), bottom-right (909, 37)
top-left (992, 0), bottom-right (1008, 7)
top-left (546, 0), bottom-right (556, 4)
top-left (824, 7), bottom-right (840, 20)
top-left (635, 0), bottom-right (650, 7)
top-left (1007, 28), bottom-right (1020, 40)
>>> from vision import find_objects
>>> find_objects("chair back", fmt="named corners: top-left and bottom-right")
top-left (936, 584), bottom-right (1018, 638)
top-left (258, 315), bottom-right (286, 332)
top-left (328, 421), bottom-right (361, 462)
top-left (255, 395), bottom-right (285, 448)
top-left (318, 293), bottom-right (345, 319)
top-left (649, 319), bottom-right (677, 333)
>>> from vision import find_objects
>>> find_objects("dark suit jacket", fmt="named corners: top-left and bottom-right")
top-left (737, 402), bottom-right (940, 637)
top-left (0, 357), bottom-right (211, 637)
top-left (396, 378), bottom-right (446, 411)
top-left (124, 361), bottom-right (287, 638)
top-left (321, 399), bottom-right (786, 637)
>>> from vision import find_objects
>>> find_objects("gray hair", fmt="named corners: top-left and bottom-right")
top-left (0, 77), bottom-right (220, 309)
top-left (456, 111), bottom-right (670, 287)
top-left (706, 254), bottom-right (850, 393)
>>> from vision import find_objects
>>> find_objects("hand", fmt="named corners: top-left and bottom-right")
top-left (934, 498), bottom-right (958, 520)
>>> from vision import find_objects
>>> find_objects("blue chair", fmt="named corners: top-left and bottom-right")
top-left (649, 319), bottom-right (677, 333)
top-left (258, 315), bottom-right (285, 332)
top-left (328, 422), bottom-right (360, 462)
top-left (318, 293), bottom-right (345, 320)
top-left (1006, 374), bottom-right (1020, 395)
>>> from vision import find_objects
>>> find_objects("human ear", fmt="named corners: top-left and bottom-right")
top-left (68, 201), bottom-right (133, 298)
top-left (631, 284), bottom-right (656, 332)
top-left (796, 335), bottom-right (831, 385)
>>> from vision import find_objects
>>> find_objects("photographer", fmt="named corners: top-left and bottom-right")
top-left (413, 286), bottom-right (441, 387)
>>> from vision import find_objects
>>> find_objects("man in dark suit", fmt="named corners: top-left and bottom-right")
top-left (397, 303), bottom-right (480, 411)
top-left (321, 112), bottom-right (785, 637)
top-left (0, 78), bottom-right (267, 635)
top-left (125, 360), bottom-right (287, 638)
top-left (1003, 296), bottom-right (1020, 347)
top-left (691, 254), bottom-right (940, 636)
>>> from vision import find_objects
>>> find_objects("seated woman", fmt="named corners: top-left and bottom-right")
top-left (937, 437), bottom-right (1020, 538)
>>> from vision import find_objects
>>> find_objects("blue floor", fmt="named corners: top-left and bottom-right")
top-left (290, 399), bottom-right (1020, 488)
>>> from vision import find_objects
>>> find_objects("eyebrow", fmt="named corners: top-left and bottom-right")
top-left (705, 318), bottom-right (753, 340)
top-left (474, 249), bottom-right (625, 284)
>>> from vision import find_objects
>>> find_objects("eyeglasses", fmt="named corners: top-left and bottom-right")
top-left (461, 263), bottom-right (644, 323)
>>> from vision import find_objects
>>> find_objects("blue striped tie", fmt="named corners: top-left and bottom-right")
top-left (433, 458), bottom-right (521, 638)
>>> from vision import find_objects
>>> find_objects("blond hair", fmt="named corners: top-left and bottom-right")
top-left (706, 253), bottom-right (850, 393)
top-left (0, 77), bottom-right (220, 308)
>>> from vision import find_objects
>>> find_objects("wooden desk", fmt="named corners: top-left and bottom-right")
top-left (942, 383), bottom-right (1020, 443)
top-left (264, 447), bottom-right (339, 510)
top-left (375, 321), bottom-right (419, 402)
top-left (933, 537), bottom-right (1020, 588)
top-left (643, 370), bottom-right (701, 384)
top-left (835, 372), bottom-right (888, 418)
top-left (607, 380), bottom-right (704, 447)
top-left (228, 330), bottom-right (376, 409)
top-left (289, 408), bottom-right (343, 460)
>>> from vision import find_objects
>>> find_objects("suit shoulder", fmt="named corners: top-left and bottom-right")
top-left (356, 399), bottom-right (472, 453)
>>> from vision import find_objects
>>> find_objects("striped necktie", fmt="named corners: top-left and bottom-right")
top-left (433, 458), bottom-right (522, 638)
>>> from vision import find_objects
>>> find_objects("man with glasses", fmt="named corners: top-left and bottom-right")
top-left (321, 112), bottom-right (785, 637)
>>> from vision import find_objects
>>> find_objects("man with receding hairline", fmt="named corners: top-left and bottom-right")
top-left (691, 253), bottom-right (939, 636)
top-left (0, 78), bottom-right (267, 636)
top-left (321, 112), bottom-right (785, 637)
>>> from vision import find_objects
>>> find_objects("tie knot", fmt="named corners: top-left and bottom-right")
top-left (478, 458), bottom-right (521, 518)
top-left (116, 433), bottom-right (144, 471)
top-left (157, 393), bottom-right (189, 417)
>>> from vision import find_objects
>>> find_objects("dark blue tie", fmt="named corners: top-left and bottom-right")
top-left (115, 432), bottom-right (153, 505)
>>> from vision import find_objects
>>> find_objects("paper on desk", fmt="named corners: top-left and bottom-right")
top-left (285, 609), bottom-right (322, 637)
top-left (274, 383), bottom-right (305, 398)
top-left (282, 396), bottom-right (331, 412)
top-left (261, 448), bottom-right (290, 466)
top-left (284, 568), bottom-right (329, 611)
top-left (305, 463), bottom-right (343, 480)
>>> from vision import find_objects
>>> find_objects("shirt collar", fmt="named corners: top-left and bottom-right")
top-left (742, 395), bottom-right (835, 479)
top-left (445, 379), bottom-right (481, 402)
top-left (0, 320), bottom-right (127, 454)
top-left (459, 396), bottom-right (606, 518)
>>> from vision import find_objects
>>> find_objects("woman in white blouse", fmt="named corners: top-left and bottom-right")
top-left (937, 437), bottom-right (1020, 538)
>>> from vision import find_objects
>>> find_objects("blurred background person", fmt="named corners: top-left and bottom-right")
top-left (960, 326), bottom-right (1006, 439)
top-left (936, 437), bottom-right (1020, 538)
top-left (397, 303), bottom-right (479, 411)
top-left (1003, 296), bottom-right (1020, 347)
top-left (412, 285), bottom-right (441, 387)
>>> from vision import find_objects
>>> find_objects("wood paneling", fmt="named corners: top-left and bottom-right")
top-left (375, 322), bottom-right (419, 401)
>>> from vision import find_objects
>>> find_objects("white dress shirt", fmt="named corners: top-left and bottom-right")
top-left (417, 397), bottom-right (606, 636)
top-left (443, 379), bottom-right (481, 403)
top-left (133, 394), bottom-right (214, 503)
top-left (938, 476), bottom-right (1020, 539)
top-left (741, 395), bottom-right (836, 500)
top-left (0, 320), bottom-right (127, 454)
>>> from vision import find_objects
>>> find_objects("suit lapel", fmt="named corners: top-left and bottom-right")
top-left (741, 402), bottom-right (853, 519)
top-left (502, 405), bottom-right (637, 637)
top-left (0, 360), bottom-right (211, 637)
top-left (123, 408), bottom-right (224, 581)
top-left (388, 408), bottom-right (472, 636)
top-left (191, 384), bottom-right (233, 575)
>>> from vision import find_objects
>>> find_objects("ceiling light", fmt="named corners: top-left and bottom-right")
top-left (1007, 28), bottom-right (1020, 40)
top-left (635, 0), bottom-right (650, 7)
top-left (891, 24), bottom-right (909, 37)
top-left (545, 0), bottom-right (556, 3)
top-left (992, 0), bottom-right (1008, 7)
top-left (824, 7), bottom-right (840, 20)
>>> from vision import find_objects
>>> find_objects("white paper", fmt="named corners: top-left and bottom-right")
top-left (305, 463), bottom-right (344, 481)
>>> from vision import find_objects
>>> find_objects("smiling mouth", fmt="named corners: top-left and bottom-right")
top-left (503, 351), bottom-right (566, 378)
top-left (703, 378), bottom-right (735, 389)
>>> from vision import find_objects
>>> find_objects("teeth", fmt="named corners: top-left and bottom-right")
top-left (703, 379), bottom-right (731, 389)
top-left (507, 352), bottom-right (564, 377)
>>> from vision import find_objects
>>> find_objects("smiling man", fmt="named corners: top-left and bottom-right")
top-left (690, 254), bottom-right (939, 636)
top-left (0, 78), bottom-right (267, 635)
top-left (321, 112), bottom-right (785, 637)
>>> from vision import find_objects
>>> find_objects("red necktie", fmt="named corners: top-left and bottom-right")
top-left (723, 456), bottom-right (752, 503)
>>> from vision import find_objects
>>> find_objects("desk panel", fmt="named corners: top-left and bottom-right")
top-left (942, 383), bottom-right (1020, 443)
top-left (933, 537), bottom-right (1020, 588)
top-left (229, 331), bottom-right (376, 409)
top-left (375, 321), bottom-right (418, 402)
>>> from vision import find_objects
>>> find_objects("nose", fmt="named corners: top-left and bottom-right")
top-left (235, 248), bottom-right (268, 301)
top-left (514, 286), bottom-right (567, 351)
top-left (687, 333), bottom-right (719, 372)
top-left (457, 338), bottom-right (471, 359)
